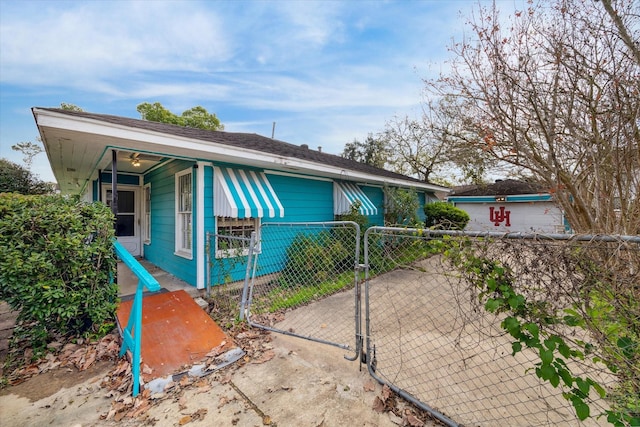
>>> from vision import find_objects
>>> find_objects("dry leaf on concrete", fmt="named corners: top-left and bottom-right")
top-left (363, 379), bottom-right (376, 392)
top-left (251, 350), bottom-right (275, 364)
top-left (178, 415), bottom-right (192, 425)
top-left (206, 341), bottom-right (227, 357)
top-left (404, 412), bottom-right (423, 426)
top-left (372, 396), bottom-right (387, 413)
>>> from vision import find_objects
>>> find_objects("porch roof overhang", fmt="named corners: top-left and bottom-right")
top-left (32, 108), bottom-right (451, 196)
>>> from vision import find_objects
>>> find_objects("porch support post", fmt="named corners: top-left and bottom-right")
top-left (111, 150), bottom-right (118, 218)
top-left (196, 161), bottom-right (206, 289)
top-left (98, 169), bottom-right (103, 202)
top-left (111, 150), bottom-right (119, 285)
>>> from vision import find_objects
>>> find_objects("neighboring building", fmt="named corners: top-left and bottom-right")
top-left (446, 179), bottom-right (567, 233)
top-left (33, 108), bottom-right (448, 289)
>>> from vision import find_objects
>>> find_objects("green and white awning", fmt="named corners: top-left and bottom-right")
top-left (333, 181), bottom-right (378, 216)
top-left (214, 166), bottom-right (284, 218)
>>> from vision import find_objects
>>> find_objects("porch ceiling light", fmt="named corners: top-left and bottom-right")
top-left (131, 158), bottom-right (141, 167)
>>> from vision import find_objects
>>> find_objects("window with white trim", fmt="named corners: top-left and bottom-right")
top-left (215, 216), bottom-right (259, 258)
top-left (143, 183), bottom-right (151, 244)
top-left (175, 169), bottom-right (193, 258)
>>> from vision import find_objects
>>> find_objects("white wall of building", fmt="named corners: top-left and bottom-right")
top-left (456, 202), bottom-right (565, 233)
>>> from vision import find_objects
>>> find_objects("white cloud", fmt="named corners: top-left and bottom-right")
top-left (1, 0), bottom-right (495, 184)
top-left (0, 2), bottom-right (229, 86)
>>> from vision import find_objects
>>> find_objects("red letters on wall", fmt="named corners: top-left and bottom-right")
top-left (489, 206), bottom-right (511, 226)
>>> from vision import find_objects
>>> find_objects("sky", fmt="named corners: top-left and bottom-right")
top-left (0, 0), bottom-right (504, 183)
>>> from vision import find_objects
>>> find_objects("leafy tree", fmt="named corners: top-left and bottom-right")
top-left (341, 134), bottom-right (389, 168)
top-left (11, 104), bottom-right (79, 172)
top-left (60, 102), bottom-right (84, 111)
top-left (342, 99), bottom-right (495, 185)
top-left (383, 185), bottom-right (421, 226)
top-left (0, 159), bottom-right (51, 195)
top-left (382, 108), bottom-right (496, 184)
top-left (11, 141), bottom-right (43, 169)
top-left (137, 102), bottom-right (223, 131)
top-left (137, 102), bottom-right (181, 125)
top-left (423, 0), bottom-right (640, 234)
top-left (181, 105), bottom-right (224, 131)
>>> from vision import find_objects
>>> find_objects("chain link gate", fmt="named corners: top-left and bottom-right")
top-left (242, 221), bottom-right (363, 361)
top-left (363, 226), bottom-right (640, 427)
top-left (211, 224), bottom-right (638, 426)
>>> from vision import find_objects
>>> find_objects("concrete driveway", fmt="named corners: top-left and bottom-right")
top-left (0, 260), bottom-right (438, 427)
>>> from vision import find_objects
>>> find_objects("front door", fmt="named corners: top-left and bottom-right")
top-left (104, 186), bottom-right (141, 257)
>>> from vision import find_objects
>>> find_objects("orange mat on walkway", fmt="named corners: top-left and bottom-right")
top-left (116, 290), bottom-right (231, 380)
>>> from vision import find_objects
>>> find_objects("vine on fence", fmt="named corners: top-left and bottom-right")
top-left (440, 236), bottom-right (639, 426)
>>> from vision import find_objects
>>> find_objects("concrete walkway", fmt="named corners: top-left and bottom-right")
top-left (2, 260), bottom-right (434, 426)
top-left (117, 260), bottom-right (200, 298)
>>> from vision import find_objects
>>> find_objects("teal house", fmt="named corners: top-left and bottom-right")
top-left (33, 107), bottom-right (448, 289)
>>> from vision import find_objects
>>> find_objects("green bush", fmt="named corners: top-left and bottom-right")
top-left (335, 200), bottom-right (370, 232)
top-left (384, 185), bottom-right (422, 226)
top-left (424, 201), bottom-right (470, 230)
top-left (280, 231), bottom-right (351, 287)
top-left (335, 200), bottom-right (369, 262)
top-left (0, 193), bottom-right (117, 356)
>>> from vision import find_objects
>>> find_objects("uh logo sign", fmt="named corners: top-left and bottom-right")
top-left (489, 206), bottom-right (511, 227)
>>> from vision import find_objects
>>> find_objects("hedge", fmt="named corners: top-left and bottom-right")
top-left (424, 201), bottom-right (470, 230)
top-left (0, 193), bottom-right (117, 355)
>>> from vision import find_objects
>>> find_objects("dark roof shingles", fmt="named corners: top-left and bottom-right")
top-left (451, 179), bottom-right (544, 196)
top-left (41, 108), bottom-right (436, 186)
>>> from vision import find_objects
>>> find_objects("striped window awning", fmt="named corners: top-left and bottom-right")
top-left (333, 181), bottom-right (378, 215)
top-left (214, 166), bottom-right (284, 218)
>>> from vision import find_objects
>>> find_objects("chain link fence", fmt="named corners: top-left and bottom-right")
top-left (207, 223), bottom-right (638, 426)
top-left (364, 227), bottom-right (639, 427)
top-left (243, 222), bottom-right (362, 359)
top-left (205, 232), bottom-right (258, 325)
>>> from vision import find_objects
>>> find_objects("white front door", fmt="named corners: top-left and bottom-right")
top-left (104, 186), bottom-right (141, 257)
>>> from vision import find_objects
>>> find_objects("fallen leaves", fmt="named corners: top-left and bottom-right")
top-left (5, 332), bottom-right (121, 385)
top-left (249, 312), bottom-right (285, 328)
top-left (372, 384), bottom-right (433, 426)
top-left (363, 379), bottom-right (377, 392)
top-left (251, 349), bottom-right (275, 364)
top-left (99, 340), bottom-right (242, 423)
top-left (178, 408), bottom-right (207, 425)
top-left (231, 325), bottom-right (275, 367)
top-left (3, 317), bottom-right (277, 424)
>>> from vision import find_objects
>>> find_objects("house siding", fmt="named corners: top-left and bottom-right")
top-left (417, 192), bottom-right (427, 223)
top-left (266, 173), bottom-right (334, 223)
top-left (212, 173), bottom-right (393, 285)
top-left (203, 165), bottom-right (214, 241)
top-left (252, 176), bottom-right (392, 283)
top-left (92, 172), bottom-right (141, 199)
top-left (144, 159), bottom-right (197, 285)
top-left (107, 162), bottom-right (441, 288)
top-left (361, 185), bottom-right (384, 226)
top-left (214, 173), bottom-right (335, 284)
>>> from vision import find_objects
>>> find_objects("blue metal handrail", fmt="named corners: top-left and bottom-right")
top-left (113, 240), bottom-right (161, 397)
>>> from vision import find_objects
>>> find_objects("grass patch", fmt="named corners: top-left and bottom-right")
top-left (265, 270), bottom-right (358, 312)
